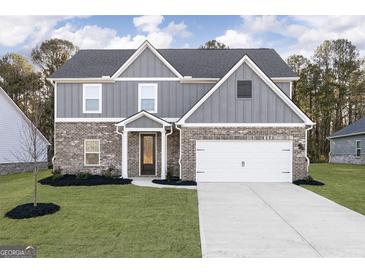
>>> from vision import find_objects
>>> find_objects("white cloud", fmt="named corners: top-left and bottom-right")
top-left (52, 15), bottom-right (190, 49)
top-left (52, 24), bottom-right (117, 49)
top-left (215, 15), bottom-right (365, 57)
top-left (0, 16), bottom-right (71, 47)
top-left (216, 30), bottom-right (254, 48)
top-left (133, 15), bottom-right (164, 33)
top-left (0, 15), bottom-right (191, 53)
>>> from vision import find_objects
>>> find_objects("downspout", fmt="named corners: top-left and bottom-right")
top-left (115, 125), bottom-right (124, 177)
top-left (165, 125), bottom-right (174, 176)
top-left (175, 124), bottom-right (182, 179)
top-left (305, 124), bottom-right (313, 173)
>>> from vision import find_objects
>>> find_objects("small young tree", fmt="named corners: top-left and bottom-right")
top-left (13, 95), bottom-right (48, 207)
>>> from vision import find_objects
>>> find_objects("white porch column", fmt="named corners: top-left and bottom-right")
top-left (122, 130), bottom-right (128, 178)
top-left (161, 130), bottom-right (166, 179)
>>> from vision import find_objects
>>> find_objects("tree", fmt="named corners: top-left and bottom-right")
top-left (31, 39), bottom-right (78, 162)
top-left (31, 38), bottom-right (79, 76)
top-left (287, 39), bottom-right (365, 162)
top-left (200, 40), bottom-right (228, 49)
top-left (13, 95), bottom-right (48, 206)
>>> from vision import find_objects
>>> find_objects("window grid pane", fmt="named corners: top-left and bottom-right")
top-left (140, 85), bottom-right (156, 98)
top-left (85, 140), bottom-right (99, 153)
top-left (85, 99), bottom-right (99, 111)
top-left (85, 153), bottom-right (99, 165)
top-left (84, 86), bottom-right (100, 98)
top-left (141, 99), bottom-right (155, 112)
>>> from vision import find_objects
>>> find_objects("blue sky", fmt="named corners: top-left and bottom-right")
top-left (1, 15), bottom-right (365, 59)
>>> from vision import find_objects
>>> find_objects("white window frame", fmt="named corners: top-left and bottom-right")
top-left (84, 139), bottom-right (100, 166)
top-left (138, 83), bottom-right (158, 113)
top-left (356, 140), bottom-right (361, 158)
top-left (83, 84), bottom-right (102, 113)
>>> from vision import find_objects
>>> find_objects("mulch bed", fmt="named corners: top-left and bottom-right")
top-left (152, 178), bottom-right (197, 186)
top-left (5, 203), bottom-right (60, 219)
top-left (293, 179), bottom-right (325, 186)
top-left (39, 175), bottom-right (132, 187)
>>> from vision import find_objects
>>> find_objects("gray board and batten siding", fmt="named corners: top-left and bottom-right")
top-left (275, 82), bottom-right (291, 98)
top-left (57, 82), bottom-right (214, 118)
top-left (125, 116), bottom-right (163, 128)
top-left (186, 63), bottom-right (303, 123)
top-left (118, 47), bottom-right (177, 78)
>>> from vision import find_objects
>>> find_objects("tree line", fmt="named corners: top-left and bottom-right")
top-left (0, 39), bottom-right (78, 161)
top-left (0, 38), bottom-right (364, 164)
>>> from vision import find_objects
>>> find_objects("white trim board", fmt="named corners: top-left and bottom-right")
top-left (55, 117), bottom-right (179, 123)
top-left (181, 123), bottom-right (306, 128)
top-left (111, 40), bottom-right (183, 79)
top-left (176, 55), bottom-right (314, 126)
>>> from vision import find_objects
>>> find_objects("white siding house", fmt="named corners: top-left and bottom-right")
top-left (0, 87), bottom-right (49, 175)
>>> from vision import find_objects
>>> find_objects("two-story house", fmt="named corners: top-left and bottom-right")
top-left (49, 40), bottom-right (314, 183)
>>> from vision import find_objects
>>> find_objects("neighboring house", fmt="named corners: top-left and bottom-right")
top-left (49, 40), bottom-right (314, 183)
top-left (328, 116), bottom-right (365, 164)
top-left (0, 87), bottom-right (49, 175)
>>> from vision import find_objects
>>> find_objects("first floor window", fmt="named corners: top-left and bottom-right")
top-left (138, 83), bottom-right (158, 113)
top-left (83, 84), bottom-right (102, 113)
top-left (84, 139), bottom-right (100, 166)
top-left (356, 140), bottom-right (361, 157)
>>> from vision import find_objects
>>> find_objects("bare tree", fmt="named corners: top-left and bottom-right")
top-left (12, 96), bottom-right (48, 206)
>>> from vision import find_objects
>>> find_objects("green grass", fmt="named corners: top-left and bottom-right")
top-left (0, 170), bottom-right (201, 257)
top-left (306, 163), bottom-right (365, 216)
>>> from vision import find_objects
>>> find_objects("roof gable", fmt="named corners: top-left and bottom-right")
top-left (112, 41), bottom-right (182, 79)
top-left (116, 110), bottom-right (171, 127)
top-left (177, 55), bottom-right (314, 125)
top-left (118, 46), bottom-right (177, 78)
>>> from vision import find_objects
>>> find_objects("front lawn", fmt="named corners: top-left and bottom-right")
top-left (307, 163), bottom-right (365, 216)
top-left (0, 170), bottom-right (201, 257)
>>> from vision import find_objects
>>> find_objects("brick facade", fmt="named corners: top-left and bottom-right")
top-left (54, 122), bottom-right (168, 177)
top-left (167, 130), bottom-right (180, 177)
top-left (54, 122), bottom-right (121, 174)
top-left (180, 126), bottom-right (307, 181)
top-left (54, 123), bottom-right (307, 181)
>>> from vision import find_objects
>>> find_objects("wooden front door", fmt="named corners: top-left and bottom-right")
top-left (140, 134), bottom-right (156, 175)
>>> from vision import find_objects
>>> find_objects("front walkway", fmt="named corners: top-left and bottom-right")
top-left (198, 182), bottom-right (365, 258)
top-left (131, 177), bottom-right (196, 189)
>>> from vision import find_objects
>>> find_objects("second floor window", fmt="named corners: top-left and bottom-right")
top-left (138, 83), bottom-right (158, 113)
top-left (237, 80), bottom-right (252, 99)
top-left (83, 84), bottom-right (102, 113)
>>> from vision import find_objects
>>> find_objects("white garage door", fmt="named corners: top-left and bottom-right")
top-left (196, 140), bottom-right (293, 183)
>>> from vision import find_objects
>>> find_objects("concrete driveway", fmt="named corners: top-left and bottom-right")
top-left (197, 182), bottom-right (365, 257)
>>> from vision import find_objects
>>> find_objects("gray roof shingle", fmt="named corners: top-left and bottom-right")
top-left (50, 48), bottom-right (297, 79)
top-left (329, 116), bottom-right (365, 138)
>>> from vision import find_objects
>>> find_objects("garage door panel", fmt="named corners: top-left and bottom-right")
top-left (196, 140), bottom-right (292, 183)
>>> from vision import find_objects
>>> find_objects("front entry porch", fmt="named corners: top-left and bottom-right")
top-left (116, 111), bottom-right (173, 179)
